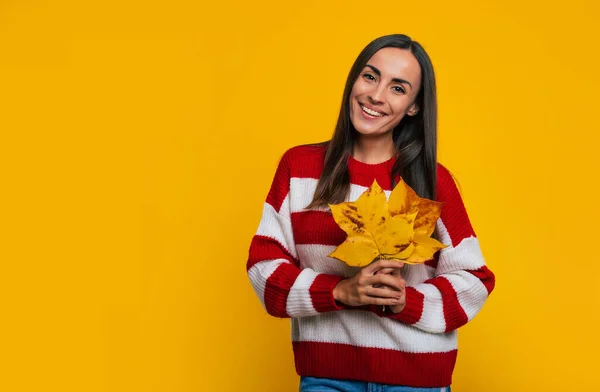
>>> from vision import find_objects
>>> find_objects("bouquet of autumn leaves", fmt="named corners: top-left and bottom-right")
top-left (328, 178), bottom-right (447, 267)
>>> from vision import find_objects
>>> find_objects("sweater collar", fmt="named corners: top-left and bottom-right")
top-left (347, 154), bottom-right (397, 177)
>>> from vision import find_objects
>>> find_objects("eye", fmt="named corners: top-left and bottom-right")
top-left (392, 86), bottom-right (406, 94)
top-left (362, 73), bottom-right (376, 82)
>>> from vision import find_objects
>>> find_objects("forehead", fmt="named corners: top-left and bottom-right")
top-left (366, 47), bottom-right (421, 84)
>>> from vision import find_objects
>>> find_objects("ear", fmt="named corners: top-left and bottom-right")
top-left (407, 103), bottom-right (419, 116)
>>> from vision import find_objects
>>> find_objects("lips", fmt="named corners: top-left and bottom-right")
top-left (359, 103), bottom-right (386, 118)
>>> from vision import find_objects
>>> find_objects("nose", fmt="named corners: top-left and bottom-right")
top-left (368, 83), bottom-right (386, 104)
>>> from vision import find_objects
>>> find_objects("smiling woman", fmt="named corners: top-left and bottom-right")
top-left (246, 34), bottom-right (495, 392)
top-left (350, 48), bottom-right (421, 137)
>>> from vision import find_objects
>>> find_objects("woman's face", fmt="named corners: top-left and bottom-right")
top-left (349, 47), bottom-right (422, 137)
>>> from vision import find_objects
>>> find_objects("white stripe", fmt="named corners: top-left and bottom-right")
top-left (256, 200), bottom-right (298, 259)
top-left (401, 263), bottom-right (436, 286)
top-left (278, 193), bottom-right (292, 220)
top-left (348, 183), bottom-right (392, 201)
top-left (293, 310), bottom-right (457, 353)
top-left (290, 178), bottom-right (318, 213)
top-left (437, 236), bottom-right (485, 274)
top-left (297, 244), bottom-right (358, 277)
top-left (443, 271), bottom-right (489, 321)
top-left (414, 283), bottom-right (446, 333)
top-left (286, 269), bottom-right (319, 317)
top-left (247, 259), bottom-right (290, 308)
top-left (435, 219), bottom-right (452, 247)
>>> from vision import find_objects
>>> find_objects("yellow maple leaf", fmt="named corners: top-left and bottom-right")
top-left (328, 179), bottom-right (448, 267)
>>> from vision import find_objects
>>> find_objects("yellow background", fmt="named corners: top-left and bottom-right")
top-left (1, 0), bottom-right (599, 391)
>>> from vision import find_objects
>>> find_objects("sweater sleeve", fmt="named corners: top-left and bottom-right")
top-left (246, 149), bottom-right (344, 318)
top-left (375, 164), bottom-right (496, 333)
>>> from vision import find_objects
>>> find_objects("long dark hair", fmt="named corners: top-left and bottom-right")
top-left (306, 34), bottom-right (438, 209)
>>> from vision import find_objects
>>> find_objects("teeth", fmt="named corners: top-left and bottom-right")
top-left (361, 105), bottom-right (384, 117)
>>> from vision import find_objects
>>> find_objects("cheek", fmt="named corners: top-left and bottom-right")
top-left (349, 85), bottom-right (362, 111)
top-left (390, 99), bottom-right (412, 115)
top-left (350, 79), bottom-right (368, 97)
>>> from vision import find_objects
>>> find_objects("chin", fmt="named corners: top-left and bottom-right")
top-left (353, 127), bottom-right (378, 136)
top-left (351, 120), bottom-right (387, 137)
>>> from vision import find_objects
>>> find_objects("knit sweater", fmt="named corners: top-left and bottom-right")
top-left (246, 144), bottom-right (495, 387)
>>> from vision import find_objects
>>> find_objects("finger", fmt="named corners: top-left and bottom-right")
top-left (363, 296), bottom-right (401, 306)
top-left (364, 259), bottom-right (406, 274)
top-left (376, 284), bottom-right (402, 291)
top-left (388, 260), bottom-right (405, 268)
top-left (389, 268), bottom-right (403, 277)
top-left (375, 267), bottom-right (396, 275)
top-left (365, 287), bottom-right (402, 299)
top-left (367, 274), bottom-right (405, 291)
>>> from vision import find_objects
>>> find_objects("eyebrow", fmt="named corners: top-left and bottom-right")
top-left (365, 64), bottom-right (413, 88)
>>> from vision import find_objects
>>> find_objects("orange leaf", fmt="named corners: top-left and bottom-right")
top-left (414, 198), bottom-right (444, 237)
top-left (404, 234), bottom-right (448, 264)
top-left (328, 178), bottom-right (448, 267)
top-left (388, 177), bottom-right (419, 217)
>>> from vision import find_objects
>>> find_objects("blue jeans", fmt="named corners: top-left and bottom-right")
top-left (299, 377), bottom-right (451, 392)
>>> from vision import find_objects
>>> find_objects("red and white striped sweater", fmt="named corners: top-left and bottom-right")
top-left (246, 144), bottom-right (495, 387)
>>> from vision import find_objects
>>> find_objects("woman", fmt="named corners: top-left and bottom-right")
top-left (246, 34), bottom-right (495, 392)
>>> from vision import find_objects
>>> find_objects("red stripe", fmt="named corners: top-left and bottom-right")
top-left (348, 155), bottom-right (395, 190)
top-left (288, 144), bottom-right (326, 179)
top-left (436, 164), bottom-right (476, 247)
top-left (426, 276), bottom-right (468, 332)
top-left (309, 274), bottom-right (344, 313)
top-left (424, 252), bottom-right (439, 268)
top-left (246, 235), bottom-right (298, 271)
top-left (293, 341), bottom-right (456, 387)
top-left (291, 210), bottom-right (346, 245)
top-left (264, 263), bottom-right (301, 318)
top-left (266, 151), bottom-right (292, 213)
top-left (467, 265), bottom-right (496, 295)
top-left (424, 259), bottom-right (438, 268)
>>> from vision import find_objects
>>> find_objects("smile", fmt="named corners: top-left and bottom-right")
top-left (360, 104), bottom-right (385, 117)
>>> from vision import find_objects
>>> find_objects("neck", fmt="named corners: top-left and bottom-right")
top-left (353, 133), bottom-right (395, 164)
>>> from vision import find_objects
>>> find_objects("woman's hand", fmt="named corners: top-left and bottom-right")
top-left (333, 259), bottom-right (406, 307)
top-left (375, 265), bottom-right (407, 313)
